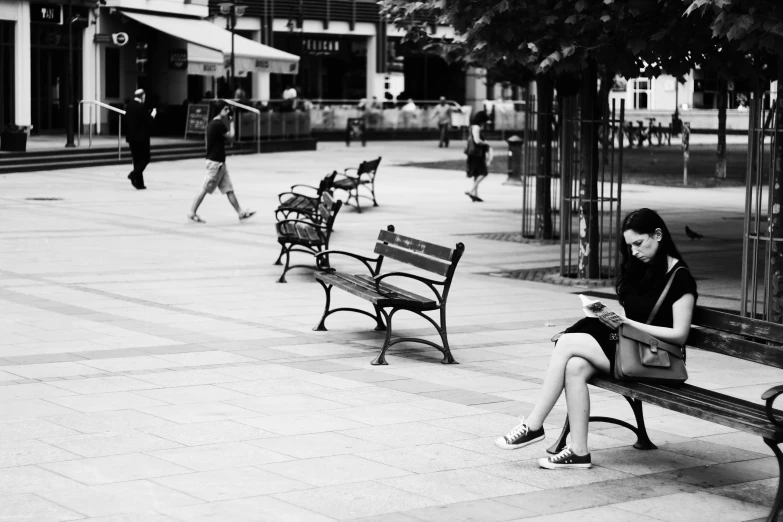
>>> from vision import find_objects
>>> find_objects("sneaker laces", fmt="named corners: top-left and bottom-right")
top-left (503, 418), bottom-right (530, 443)
top-left (548, 446), bottom-right (574, 463)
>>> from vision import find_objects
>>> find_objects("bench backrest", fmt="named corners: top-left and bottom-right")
top-left (319, 171), bottom-right (337, 195)
top-left (319, 192), bottom-right (342, 235)
top-left (374, 226), bottom-right (465, 279)
top-left (357, 157), bottom-right (382, 178)
top-left (688, 306), bottom-right (783, 369)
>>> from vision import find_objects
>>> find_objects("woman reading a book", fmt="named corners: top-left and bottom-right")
top-left (495, 208), bottom-right (697, 469)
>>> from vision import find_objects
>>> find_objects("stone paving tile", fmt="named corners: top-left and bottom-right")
top-left (477, 459), bottom-right (634, 489)
top-left (37, 480), bottom-right (203, 518)
top-left (0, 418), bottom-right (80, 441)
top-left (153, 466), bottom-right (311, 502)
top-left (373, 378), bottom-right (456, 394)
top-left (425, 412), bottom-right (519, 437)
top-left (612, 491), bottom-right (769, 522)
top-left (658, 440), bottom-right (769, 464)
top-left (82, 512), bottom-right (180, 521)
top-left (47, 375), bottom-right (160, 394)
top-left (46, 409), bottom-right (174, 434)
top-left (306, 386), bottom-right (425, 407)
top-left (139, 402), bottom-right (259, 424)
top-left (42, 430), bottom-right (183, 458)
top-left (248, 431), bottom-right (389, 459)
top-left (514, 505), bottom-right (667, 521)
top-left (418, 389), bottom-right (508, 405)
top-left (262, 454), bottom-right (412, 487)
top-left (41, 453), bottom-right (193, 485)
top-left (139, 419), bottom-right (275, 446)
top-left (360, 443), bottom-right (505, 473)
top-left (654, 457), bottom-right (779, 488)
top-left (379, 468), bottom-right (540, 504)
top-left (273, 481), bottom-right (440, 520)
top-left (153, 351), bottom-right (258, 367)
top-left (217, 377), bottom-right (336, 398)
top-left (0, 439), bottom-right (80, 468)
top-left (592, 446), bottom-right (713, 475)
top-left (328, 402), bottom-right (452, 426)
top-left (0, 382), bottom-right (76, 401)
top-left (399, 498), bottom-right (533, 522)
top-left (239, 411), bottom-right (371, 435)
top-left (227, 394), bottom-right (349, 415)
top-left (159, 495), bottom-right (335, 521)
top-left (146, 441), bottom-right (293, 471)
top-left (709, 477), bottom-right (777, 507)
top-left (0, 465), bottom-right (84, 494)
top-left (130, 368), bottom-right (244, 387)
top-left (135, 384), bottom-right (252, 404)
top-left (0, 493), bottom-right (84, 521)
top-left (78, 356), bottom-right (184, 373)
top-left (46, 391), bottom-right (170, 413)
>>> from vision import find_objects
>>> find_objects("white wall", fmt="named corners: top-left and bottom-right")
top-left (13, 1), bottom-right (30, 128)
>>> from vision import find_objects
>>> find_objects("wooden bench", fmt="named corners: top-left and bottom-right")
top-left (276, 171), bottom-right (337, 221)
top-left (547, 306), bottom-right (783, 522)
top-left (274, 192), bottom-right (342, 284)
top-left (332, 157), bottom-right (382, 214)
top-left (313, 225), bottom-right (465, 365)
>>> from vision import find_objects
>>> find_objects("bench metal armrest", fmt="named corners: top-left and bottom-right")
top-left (762, 385), bottom-right (783, 426)
top-left (315, 250), bottom-right (381, 275)
top-left (373, 272), bottom-right (444, 303)
top-left (275, 208), bottom-right (317, 222)
top-left (289, 183), bottom-right (319, 192)
top-left (277, 218), bottom-right (327, 230)
top-left (278, 191), bottom-right (318, 204)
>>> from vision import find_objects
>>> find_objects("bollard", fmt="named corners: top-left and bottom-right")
top-left (503, 135), bottom-right (524, 186)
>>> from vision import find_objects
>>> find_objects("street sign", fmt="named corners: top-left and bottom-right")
top-left (31, 4), bottom-right (62, 24)
top-left (94, 33), bottom-right (129, 46)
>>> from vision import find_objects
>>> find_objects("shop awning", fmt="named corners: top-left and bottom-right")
top-left (122, 11), bottom-right (299, 76)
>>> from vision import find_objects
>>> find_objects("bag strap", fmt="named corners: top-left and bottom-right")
top-left (646, 265), bottom-right (686, 324)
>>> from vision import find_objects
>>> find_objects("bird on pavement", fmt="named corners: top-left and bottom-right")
top-left (685, 226), bottom-right (704, 240)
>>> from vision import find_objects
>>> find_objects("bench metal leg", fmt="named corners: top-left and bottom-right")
top-left (372, 305), bottom-right (387, 331)
top-left (277, 245), bottom-right (291, 283)
top-left (626, 397), bottom-right (657, 450)
top-left (274, 245), bottom-right (285, 266)
top-left (313, 280), bottom-right (332, 331)
top-left (353, 188), bottom-right (362, 214)
top-left (437, 307), bottom-right (456, 364)
top-left (546, 397), bottom-right (657, 455)
top-left (764, 438), bottom-right (783, 522)
top-left (372, 309), bottom-right (394, 365)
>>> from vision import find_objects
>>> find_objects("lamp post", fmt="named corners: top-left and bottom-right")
top-left (219, 3), bottom-right (245, 94)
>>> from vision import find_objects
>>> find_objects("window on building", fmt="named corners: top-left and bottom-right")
top-left (105, 48), bottom-right (120, 99)
top-left (631, 79), bottom-right (652, 109)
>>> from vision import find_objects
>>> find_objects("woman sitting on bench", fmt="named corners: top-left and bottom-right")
top-left (495, 208), bottom-right (698, 469)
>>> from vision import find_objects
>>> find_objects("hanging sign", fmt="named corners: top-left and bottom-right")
top-left (169, 49), bottom-right (188, 70)
top-left (31, 4), bottom-right (62, 24)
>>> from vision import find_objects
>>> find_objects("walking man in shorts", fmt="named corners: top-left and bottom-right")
top-left (188, 101), bottom-right (255, 223)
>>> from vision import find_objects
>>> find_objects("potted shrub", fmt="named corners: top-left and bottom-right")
top-left (0, 124), bottom-right (28, 152)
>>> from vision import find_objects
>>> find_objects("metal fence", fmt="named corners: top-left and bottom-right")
top-left (741, 94), bottom-right (781, 321)
top-left (559, 96), bottom-right (625, 280)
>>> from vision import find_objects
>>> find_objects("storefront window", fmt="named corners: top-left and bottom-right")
top-left (0, 21), bottom-right (14, 128)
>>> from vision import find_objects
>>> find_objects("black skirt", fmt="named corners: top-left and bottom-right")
top-left (563, 317), bottom-right (618, 375)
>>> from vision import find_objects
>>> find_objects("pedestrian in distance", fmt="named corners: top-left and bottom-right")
top-left (495, 209), bottom-right (698, 469)
top-left (125, 88), bottom-right (156, 190)
top-left (187, 101), bottom-right (256, 224)
top-left (432, 96), bottom-right (453, 148)
top-left (464, 110), bottom-right (491, 202)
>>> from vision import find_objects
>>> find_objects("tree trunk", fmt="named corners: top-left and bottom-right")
top-left (535, 76), bottom-right (554, 240)
top-left (768, 60), bottom-right (783, 323)
top-left (578, 61), bottom-right (600, 279)
top-left (715, 76), bottom-right (728, 179)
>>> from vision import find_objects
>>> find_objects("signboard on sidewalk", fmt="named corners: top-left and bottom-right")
top-left (184, 103), bottom-right (210, 139)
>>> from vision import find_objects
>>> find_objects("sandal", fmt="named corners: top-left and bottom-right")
top-left (188, 214), bottom-right (205, 223)
top-left (239, 210), bottom-right (256, 221)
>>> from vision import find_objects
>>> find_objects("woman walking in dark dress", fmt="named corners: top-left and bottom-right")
top-left (465, 110), bottom-right (491, 202)
top-left (494, 208), bottom-right (698, 469)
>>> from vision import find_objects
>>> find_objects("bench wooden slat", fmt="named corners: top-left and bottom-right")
top-left (590, 377), bottom-right (783, 439)
top-left (316, 272), bottom-right (436, 307)
top-left (377, 230), bottom-right (454, 261)
top-left (693, 307), bottom-right (783, 345)
top-left (688, 329), bottom-right (783, 368)
top-left (374, 244), bottom-right (452, 277)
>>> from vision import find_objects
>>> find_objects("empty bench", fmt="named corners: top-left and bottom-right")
top-left (547, 306), bottom-right (783, 522)
top-left (332, 157), bottom-right (382, 213)
top-left (274, 191), bottom-right (342, 284)
top-left (313, 225), bottom-right (465, 365)
top-left (276, 171), bottom-right (337, 221)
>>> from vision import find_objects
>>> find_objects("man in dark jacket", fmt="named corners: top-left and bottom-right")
top-left (125, 88), bottom-right (156, 189)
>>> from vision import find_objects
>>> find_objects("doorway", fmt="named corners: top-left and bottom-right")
top-left (31, 24), bottom-right (82, 134)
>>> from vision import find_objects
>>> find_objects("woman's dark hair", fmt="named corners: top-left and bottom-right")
top-left (471, 110), bottom-right (489, 125)
top-left (615, 208), bottom-right (686, 302)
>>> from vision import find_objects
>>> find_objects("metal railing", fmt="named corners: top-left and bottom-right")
top-left (224, 99), bottom-right (261, 154)
top-left (78, 100), bottom-right (126, 159)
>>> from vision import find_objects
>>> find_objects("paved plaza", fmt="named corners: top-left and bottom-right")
top-left (0, 140), bottom-right (777, 521)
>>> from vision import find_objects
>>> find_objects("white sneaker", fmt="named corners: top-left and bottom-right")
top-left (494, 418), bottom-right (546, 450)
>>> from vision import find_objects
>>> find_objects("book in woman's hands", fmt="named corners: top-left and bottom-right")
top-left (579, 295), bottom-right (623, 323)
